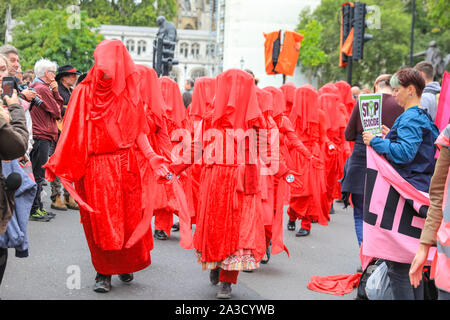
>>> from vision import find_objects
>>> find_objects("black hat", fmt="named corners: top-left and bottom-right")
top-left (55, 65), bottom-right (81, 82)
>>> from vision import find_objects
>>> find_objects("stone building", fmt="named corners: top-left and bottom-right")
top-left (100, 0), bottom-right (218, 87)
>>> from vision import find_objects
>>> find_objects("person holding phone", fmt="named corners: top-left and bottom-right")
top-left (0, 53), bottom-right (29, 293)
top-left (28, 58), bottom-right (64, 222)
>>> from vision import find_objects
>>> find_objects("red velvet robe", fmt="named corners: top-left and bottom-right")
top-left (44, 40), bottom-right (155, 275)
top-left (190, 70), bottom-right (267, 270)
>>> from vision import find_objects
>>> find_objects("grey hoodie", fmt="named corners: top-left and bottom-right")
top-left (420, 81), bottom-right (441, 121)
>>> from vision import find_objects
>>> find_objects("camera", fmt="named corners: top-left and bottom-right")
top-left (18, 83), bottom-right (44, 110)
top-left (27, 87), bottom-right (44, 110)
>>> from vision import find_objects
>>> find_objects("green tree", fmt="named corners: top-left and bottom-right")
top-left (297, 18), bottom-right (328, 83)
top-left (296, 0), bottom-right (449, 87)
top-left (12, 8), bottom-right (104, 72)
top-left (1, 0), bottom-right (178, 43)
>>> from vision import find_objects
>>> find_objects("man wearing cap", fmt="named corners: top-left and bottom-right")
top-left (49, 65), bottom-right (81, 211)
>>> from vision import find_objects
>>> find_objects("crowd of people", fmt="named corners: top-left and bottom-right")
top-left (0, 39), bottom-right (448, 300)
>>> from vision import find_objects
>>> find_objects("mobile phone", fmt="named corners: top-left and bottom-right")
top-left (2, 76), bottom-right (16, 98)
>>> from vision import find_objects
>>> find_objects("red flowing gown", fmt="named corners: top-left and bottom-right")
top-left (44, 41), bottom-right (155, 275)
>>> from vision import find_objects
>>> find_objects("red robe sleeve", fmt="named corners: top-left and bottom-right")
top-left (44, 84), bottom-right (88, 182)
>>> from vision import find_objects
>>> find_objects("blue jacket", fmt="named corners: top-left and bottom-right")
top-left (0, 160), bottom-right (37, 257)
top-left (370, 106), bottom-right (440, 192)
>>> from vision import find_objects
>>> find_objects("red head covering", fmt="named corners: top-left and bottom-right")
top-left (289, 84), bottom-right (319, 133)
top-left (263, 86), bottom-right (286, 118)
top-left (255, 86), bottom-right (273, 115)
top-left (318, 93), bottom-right (344, 131)
top-left (135, 65), bottom-right (165, 127)
top-left (159, 76), bottom-right (186, 128)
top-left (318, 83), bottom-right (341, 100)
top-left (44, 39), bottom-right (148, 185)
top-left (334, 80), bottom-right (356, 115)
top-left (189, 76), bottom-right (216, 120)
top-left (280, 82), bottom-right (296, 114)
top-left (81, 39), bottom-right (147, 149)
top-left (212, 69), bottom-right (261, 130)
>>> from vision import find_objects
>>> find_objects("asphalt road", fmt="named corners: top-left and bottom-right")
top-left (1, 184), bottom-right (361, 300)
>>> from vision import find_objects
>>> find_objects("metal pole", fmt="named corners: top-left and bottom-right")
top-left (410, 0), bottom-right (415, 66)
top-left (347, 57), bottom-right (353, 85)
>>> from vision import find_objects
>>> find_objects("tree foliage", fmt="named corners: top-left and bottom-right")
top-left (297, 0), bottom-right (449, 87)
top-left (1, 0), bottom-right (178, 43)
top-left (12, 8), bottom-right (104, 72)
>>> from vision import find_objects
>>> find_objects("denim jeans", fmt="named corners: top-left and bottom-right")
top-left (351, 193), bottom-right (364, 247)
top-left (385, 260), bottom-right (424, 300)
top-left (30, 138), bottom-right (52, 214)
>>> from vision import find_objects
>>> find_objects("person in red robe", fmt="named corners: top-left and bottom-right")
top-left (153, 76), bottom-right (193, 240)
top-left (317, 85), bottom-right (346, 214)
top-left (171, 69), bottom-right (284, 299)
top-left (280, 82), bottom-right (296, 116)
top-left (187, 76), bottom-right (216, 225)
top-left (287, 85), bottom-right (329, 236)
top-left (256, 85), bottom-right (305, 261)
top-left (43, 40), bottom-right (172, 293)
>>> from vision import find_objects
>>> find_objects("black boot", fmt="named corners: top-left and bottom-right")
top-left (216, 282), bottom-right (232, 299)
top-left (154, 230), bottom-right (169, 240)
top-left (94, 273), bottom-right (112, 293)
top-left (261, 244), bottom-right (271, 264)
top-left (296, 228), bottom-right (310, 237)
top-left (287, 220), bottom-right (296, 231)
top-left (172, 222), bottom-right (180, 232)
top-left (210, 268), bottom-right (220, 285)
top-left (329, 203), bottom-right (335, 215)
top-left (118, 273), bottom-right (134, 283)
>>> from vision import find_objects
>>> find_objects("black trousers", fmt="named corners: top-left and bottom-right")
top-left (0, 248), bottom-right (7, 287)
top-left (30, 138), bottom-right (52, 214)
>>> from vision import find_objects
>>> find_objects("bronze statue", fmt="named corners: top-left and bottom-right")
top-left (414, 41), bottom-right (446, 79)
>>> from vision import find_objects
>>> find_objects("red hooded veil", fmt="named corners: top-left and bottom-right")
top-left (44, 40), bottom-right (154, 275)
top-left (280, 82), bottom-right (296, 115)
top-left (189, 76), bottom-right (216, 121)
top-left (159, 76), bottom-right (187, 130)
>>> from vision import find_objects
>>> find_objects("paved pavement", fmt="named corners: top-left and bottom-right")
top-left (1, 184), bottom-right (361, 300)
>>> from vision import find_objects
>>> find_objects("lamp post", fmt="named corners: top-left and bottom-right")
top-left (66, 48), bottom-right (71, 60)
top-left (409, 0), bottom-right (416, 66)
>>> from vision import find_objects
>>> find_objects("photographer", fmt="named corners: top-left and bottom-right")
top-left (0, 45), bottom-right (37, 104)
top-left (28, 58), bottom-right (63, 222)
top-left (0, 53), bottom-right (29, 289)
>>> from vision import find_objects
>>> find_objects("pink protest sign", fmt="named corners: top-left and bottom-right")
top-left (362, 147), bottom-right (436, 264)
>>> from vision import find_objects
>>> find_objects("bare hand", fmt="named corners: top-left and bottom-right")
top-left (4, 89), bottom-right (20, 106)
top-left (21, 88), bottom-right (37, 102)
top-left (382, 125), bottom-right (390, 136)
top-left (49, 81), bottom-right (58, 92)
top-left (409, 244), bottom-right (431, 288)
top-left (362, 131), bottom-right (375, 146)
top-left (0, 107), bottom-right (10, 123)
top-left (19, 154), bottom-right (29, 163)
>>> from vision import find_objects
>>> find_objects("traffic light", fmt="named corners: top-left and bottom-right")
top-left (153, 37), bottom-right (179, 77)
top-left (340, 2), bottom-right (354, 68)
top-left (352, 1), bottom-right (374, 60)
